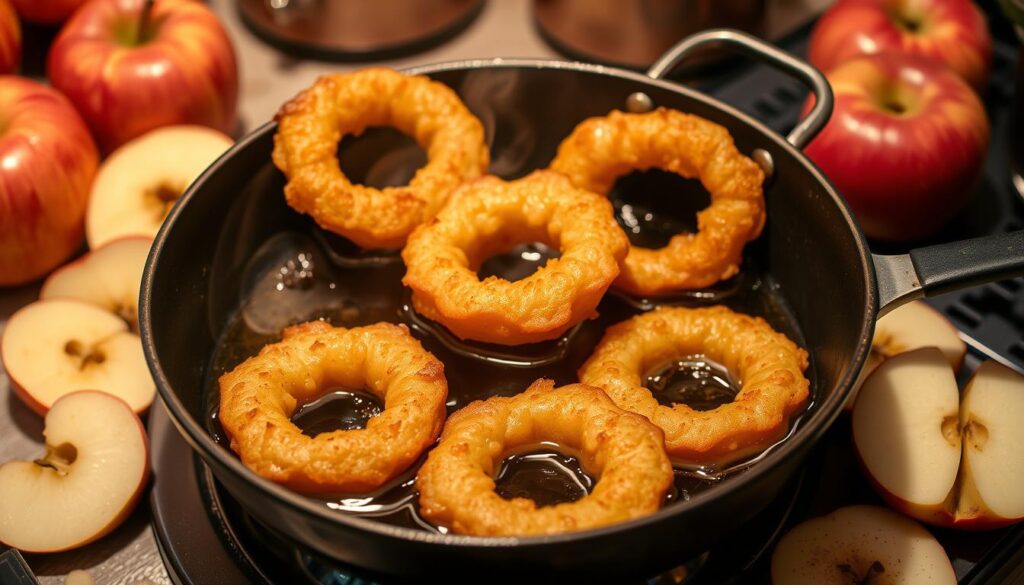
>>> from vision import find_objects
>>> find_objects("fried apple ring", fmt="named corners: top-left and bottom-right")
top-left (416, 380), bottom-right (672, 536)
top-left (401, 170), bottom-right (629, 345)
top-left (272, 68), bottom-right (489, 249)
top-left (217, 321), bottom-right (447, 493)
top-left (549, 108), bottom-right (766, 297)
top-left (579, 306), bottom-right (809, 464)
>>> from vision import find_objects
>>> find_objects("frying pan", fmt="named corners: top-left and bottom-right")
top-left (140, 30), bottom-right (1024, 582)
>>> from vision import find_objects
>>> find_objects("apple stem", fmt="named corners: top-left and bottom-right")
top-left (137, 0), bottom-right (155, 45)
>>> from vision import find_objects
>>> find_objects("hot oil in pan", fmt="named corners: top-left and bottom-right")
top-left (203, 167), bottom-right (814, 533)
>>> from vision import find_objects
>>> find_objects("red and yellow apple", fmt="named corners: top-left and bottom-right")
top-left (0, 391), bottom-right (149, 553)
top-left (853, 349), bottom-right (1024, 529)
top-left (10, 0), bottom-right (87, 25)
top-left (803, 53), bottom-right (989, 242)
top-left (0, 76), bottom-right (98, 286)
top-left (0, 298), bottom-right (154, 414)
top-left (771, 505), bottom-right (956, 584)
top-left (48, 0), bottom-right (238, 153)
top-left (86, 125), bottom-right (233, 248)
top-left (808, 0), bottom-right (992, 93)
top-left (0, 0), bottom-right (20, 74)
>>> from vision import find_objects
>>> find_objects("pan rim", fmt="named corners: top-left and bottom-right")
top-left (140, 57), bottom-right (878, 552)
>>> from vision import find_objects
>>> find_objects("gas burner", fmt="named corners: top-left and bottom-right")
top-left (237, 0), bottom-right (484, 62)
top-left (149, 402), bottom-right (804, 584)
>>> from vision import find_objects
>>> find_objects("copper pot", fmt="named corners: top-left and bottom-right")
top-left (534, 0), bottom-right (767, 69)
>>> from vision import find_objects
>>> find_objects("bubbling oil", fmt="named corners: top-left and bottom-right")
top-left (203, 169), bottom-right (814, 534)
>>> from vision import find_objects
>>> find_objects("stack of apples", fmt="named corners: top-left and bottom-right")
top-left (803, 0), bottom-right (993, 242)
top-left (0, 0), bottom-right (235, 554)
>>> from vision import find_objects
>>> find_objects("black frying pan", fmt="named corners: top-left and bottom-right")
top-left (140, 30), bottom-right (1024, 582)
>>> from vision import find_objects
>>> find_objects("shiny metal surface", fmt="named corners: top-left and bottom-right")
top-left (647, 29), bottom-right (832, 150)
top-left (533, 0), bottom-right (766, 68)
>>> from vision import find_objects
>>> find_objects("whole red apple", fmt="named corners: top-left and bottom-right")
top-left (0, 77), bottom-right (98, 286)
top-left (803, 53), bottom-right (989, 243)
top-left (48, 0), bottom-right (238, 153)
top-left (10, 0), bottom-right (86, 25)
top-left (0, 0), bottom-right (19, 74)
top-left (808, 0), bottom-right (992, 93)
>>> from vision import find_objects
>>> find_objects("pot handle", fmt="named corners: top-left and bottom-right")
top-left (647, 29), bottom-right (832, 150)
top-left (874, 231), bottom-right (1024, 316)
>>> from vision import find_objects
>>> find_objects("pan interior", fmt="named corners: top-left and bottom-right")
top-left (147, 64), bottom-right (868, 544)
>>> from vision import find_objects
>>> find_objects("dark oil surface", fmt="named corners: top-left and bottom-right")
top-left (647, 358), bottom-right (738, 412)
top-left (203, 165), bottom-right (814, 534)
top-left (291, 390), bottom-right (383, 437)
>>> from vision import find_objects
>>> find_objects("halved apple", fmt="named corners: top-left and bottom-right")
top-left (0, 299), bottom-right (154, 414)
top-left (771, 505), bottom-right (955, 584)
top-left (853, 349), bottom-right (1024, 529)
top-left (956, 360), bottom-right (1024, 528)
top-left (85, 125), bottom-right (233, 249)
top-left (846, 300), bottom-right (966, 411)
top-left (0, 391), bottom-right (149, 553)
top-left (40, 236), bottom-right (151, 332)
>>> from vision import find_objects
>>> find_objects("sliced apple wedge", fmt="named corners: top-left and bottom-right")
top-left (852, 348), bottom-right (962, 527)
top-left (956, 360), bottom-right (1024, 528)
top-left (0, 391), bottom-right (149, 553)
top-left (854, 350), bottom-right (1024, 529)
top-left (846, 300), bottom-right (966, 411)
top-left (0, 299), bottom-right (154, 414)
top-left (771, 505), bottom-right (955, 584)
top-left (40, 236), bottom-right (151, 332)
top-left (85, 125), bottom-right (233, 249)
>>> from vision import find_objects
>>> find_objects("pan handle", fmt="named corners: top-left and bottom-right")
top-left (874, 231), bottom-right (1024, 316)
top-left (647, 29), bottom-right (832, 150)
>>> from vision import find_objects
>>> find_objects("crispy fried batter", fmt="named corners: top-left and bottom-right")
top-left (272, 68), bottom-right (489, 249)
top-left (550, 108), bottom-right (766, 296)
top-left (218, 321), bottom-right (448, 493)
top-left (416, 380), bottom-right (672, 536)
top-left (579, 306), bottom-right (809, 464)
top-left (401, 170), bottom-right (629, 345)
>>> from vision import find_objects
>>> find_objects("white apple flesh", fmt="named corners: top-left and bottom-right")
top-left (854, 350), bottom-right (1024, 529)
top-left (85, 125), bottom-right (232, 249)
top-left (853, 348), bottom-right (962, 526)
top-left (0, 391), bottom-right (149, 553)
top-left (40, 236), bottom-right (151, 332)
top-left (1, 299), bottom-right (154, 414)
top-left (956, 360), bottom-right (1024, 527)
top-left (846, 300), bottom-right (966, 411)
top-left (771, 505), bottom-right (956, 584)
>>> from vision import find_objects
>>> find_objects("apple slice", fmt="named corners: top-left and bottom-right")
top-left (771, 505), bottom-right (955, 584)
top-left (0, 391), bottom-right (149, 553)
top-left (956, 360), bottom-right (1024, 528)
top-left (853, 348), bottom-right (962, 526)
top-left (85, 125), bottom-right (233, 249)
top-left (854, 349), bottom-right (1024, 529)
top-left (845, 300), bottom-right (966, 411)
top-left (40, 236), bottom-right (151, 332)
top-left (1, 299), bottom-right (154, 414)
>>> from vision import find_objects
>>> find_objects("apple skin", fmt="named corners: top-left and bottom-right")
top-left (0, 0), bottom-right (20, 74)
top-left (10, 0), bottom-right (86, 25)
top-left (803, 53), bottom-right (989, 242)
top-left (808, 0), bottom-right (992, 93)
top-left (0, 77), bottom-right (99, 287)
top-left (48, 0), bottom-right (238, 153)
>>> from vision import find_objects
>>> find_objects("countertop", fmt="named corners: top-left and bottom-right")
top-left (0, 0), bottom-right (824, 582)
